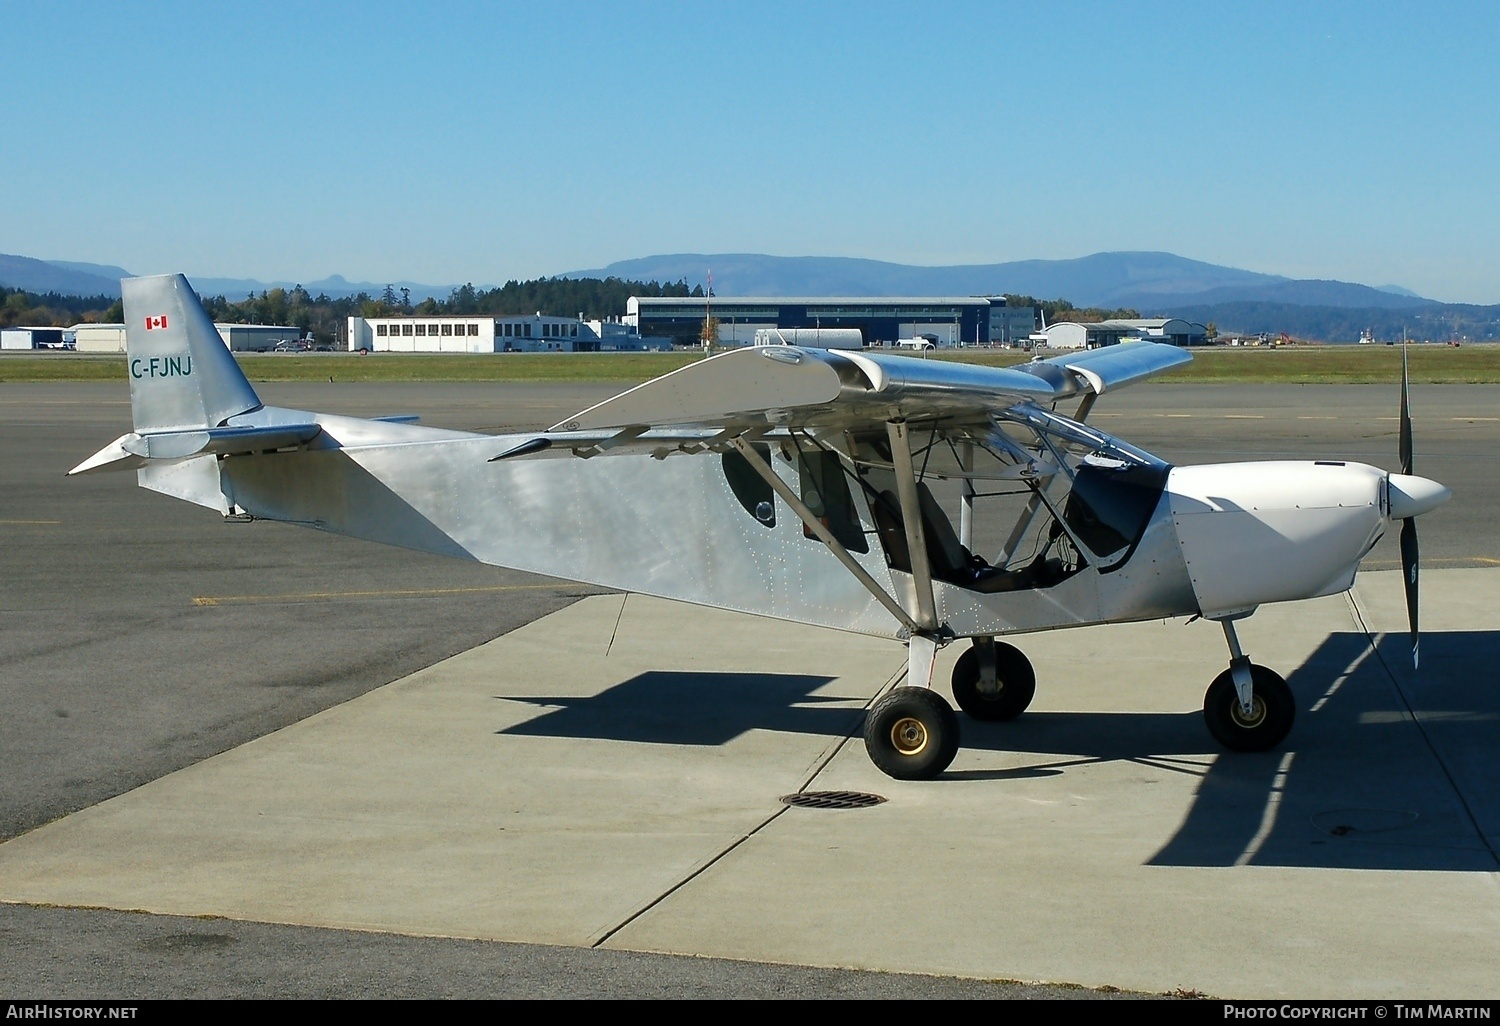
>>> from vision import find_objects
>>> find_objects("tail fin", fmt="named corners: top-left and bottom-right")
top-left (123, 274), bottom-right (262, 432)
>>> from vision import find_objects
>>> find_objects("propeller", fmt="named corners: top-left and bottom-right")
top-left (1398, 342), bottom-right (1419, 668)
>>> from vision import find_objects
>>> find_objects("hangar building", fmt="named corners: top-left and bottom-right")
top-left (70, 323), bottom-right (305, 353)
top-left (1033, 317), bottom-right (1209, 350)
top-left (1, 327), bottom-right (69, 349)
top-left (627, 296), bottom-right (1027, 347)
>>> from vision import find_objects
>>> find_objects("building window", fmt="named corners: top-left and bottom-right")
top-left (468, 323), bottom-right (478, 336)
top-left (502, 324), bottom-right (511, 336)
top-left (376, 324), bottom-right (388, 336)
top-left (441, 323), bottom-right (452, 336)
top-left (524, 324), bottom-right (531, 337)
top-left (402, 324), bottom-right (413, 336)
top-left (571, 325), bottom-right (578, 337)
top-left (414, 324), bottom-right (426, 336)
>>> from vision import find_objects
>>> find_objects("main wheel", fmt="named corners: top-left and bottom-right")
top-left (1203, 664), bottom-right (1295, 752)
top-left (950, 642), bottom-right (1036, 721)
top-left (864, 687), bottom-right (960, 780)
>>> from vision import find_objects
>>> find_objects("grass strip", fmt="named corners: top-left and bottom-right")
top-left (3, 345), bottom-right (1498, 385)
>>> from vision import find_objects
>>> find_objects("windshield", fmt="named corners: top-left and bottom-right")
top-left (1063, 459), bottom-right (1171, 566)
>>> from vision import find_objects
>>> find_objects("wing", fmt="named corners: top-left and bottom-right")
top-left (482, 342), bottom-right (1192, 463)
top-left (549, 342), bottom-right (1189, 434)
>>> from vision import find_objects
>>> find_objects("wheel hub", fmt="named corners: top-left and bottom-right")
top-left (1230, 695), bottom-right (1267, 729)
top-left (890, 716), bottom-right (929, 756)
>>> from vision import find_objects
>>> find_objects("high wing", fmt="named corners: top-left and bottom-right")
top-left (551, 342), bottom-right (1189, 434)
top-left (481, 342), bottom-right (1191, 464)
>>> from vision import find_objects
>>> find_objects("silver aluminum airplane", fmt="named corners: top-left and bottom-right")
top-left (73, 275), bottom-right (1452, 780)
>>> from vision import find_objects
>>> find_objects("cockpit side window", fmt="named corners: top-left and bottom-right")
top-left (721, 446), bottom-right (776, 528)
top-left (795, 447), bottom-right (869, 554)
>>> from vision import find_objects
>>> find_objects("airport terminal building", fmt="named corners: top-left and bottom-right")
top-left (627, 296), bottom-right (1034, 347)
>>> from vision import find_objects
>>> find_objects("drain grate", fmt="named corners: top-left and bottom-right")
top-left (780, 790), bottom-right (886, 810)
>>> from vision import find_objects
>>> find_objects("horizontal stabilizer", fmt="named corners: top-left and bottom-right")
top-left (69, 422), bottom-right (321, 475)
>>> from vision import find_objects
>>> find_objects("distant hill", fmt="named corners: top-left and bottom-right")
top-left (1140, 278), bottom-right (1429, 312)
top-left (178, 273), bottom-right (462, 302)
top-left (1163, 300), bottom-right (1500, 342)
top-left (563, 251), bottom-right (1436, 310)
top-left (4, 249), bottom-right (1451, 319)
top-left (0, 255), bottom-right (466, 302)
top-left (0, 254), bottom-right (121, 297)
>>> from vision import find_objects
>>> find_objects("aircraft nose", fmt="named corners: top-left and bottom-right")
top-left (1386, 473), bottom-right (1451, 520)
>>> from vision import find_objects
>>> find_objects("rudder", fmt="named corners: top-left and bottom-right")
top-left (123, 274), bottom-right (262, 432)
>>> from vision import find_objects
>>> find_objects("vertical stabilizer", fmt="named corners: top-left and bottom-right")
top-left (122, 274), bottom-right (262, 432)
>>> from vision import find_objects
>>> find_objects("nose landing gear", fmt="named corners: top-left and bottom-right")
top-left (1205, 618), bottom-right (1295, 752)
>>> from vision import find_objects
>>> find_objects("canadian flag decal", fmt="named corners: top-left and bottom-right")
top-left (144, 315), bottom-right (169, 330)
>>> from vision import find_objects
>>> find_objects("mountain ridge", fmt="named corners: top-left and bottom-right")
top-left (561, 251), bottom-right (1433, 310)
top-left (1, 249), bottom-right (1441, 311)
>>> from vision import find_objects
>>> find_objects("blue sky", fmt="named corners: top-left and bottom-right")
top-left (5, 1), bottom-right (1499, 301)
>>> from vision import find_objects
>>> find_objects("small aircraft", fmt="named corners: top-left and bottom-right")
top-left (73, 275), bottom-right (1451, 780)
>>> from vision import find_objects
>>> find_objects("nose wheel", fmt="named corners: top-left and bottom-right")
top-left (1205, 618), bottom-right (1295, 752)
top-left (1203, 664), bottom-right (1295, 751)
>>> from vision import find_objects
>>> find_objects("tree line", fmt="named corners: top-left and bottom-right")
top-left (1001, 295), bottom-right (1141, 327)
top-left (1, 286), bottom-right (122, 330)
top-left (200, 276), bottom-right (703, 343)
top-left (0, 277), bottom-right (702, 343)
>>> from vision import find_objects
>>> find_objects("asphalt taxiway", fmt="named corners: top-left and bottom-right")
top-left (1, 378), bottom-right (1495, 998)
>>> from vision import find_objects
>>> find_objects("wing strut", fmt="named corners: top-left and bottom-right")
top-left (887, 420), bottom-right (939, 631)
top-left (729, 437), bottom-right (920, 634)
top-left (958, 441), bottom-right (976, 551)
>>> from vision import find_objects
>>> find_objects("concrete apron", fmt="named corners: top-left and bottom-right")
top-left (1, 572), bottom-right (1496, 998)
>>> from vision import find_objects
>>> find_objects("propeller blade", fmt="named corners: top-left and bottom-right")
top-left (1400, 516), bottom-right (1419, 669)
top-left (1399, 342), bottom-right (1413, 476)
top-left (1398, 342), bottom-right (1419, 668)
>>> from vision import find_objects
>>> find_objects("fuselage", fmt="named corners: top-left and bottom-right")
top-left (154, 407), bottom-right (1446, 643)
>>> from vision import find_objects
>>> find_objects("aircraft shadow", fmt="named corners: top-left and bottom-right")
top-left (1147, 629), bottom-right (1500, 872)
top-left (495, 631), bottom-right (1500, 873)
top-left (498, 672), bottom-right (849, 747)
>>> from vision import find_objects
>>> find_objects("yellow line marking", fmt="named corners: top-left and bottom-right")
top-left (1362, 557), bottom-right (1500, 569)
top-left (1297, 416), bottom-right (1338, 420)
top-left (193, 583), bottom-right (580, 606)
top-left (1160, 414), bottom-right (1192, 418)
top-left (1223, 414), bottom-right (1265, 419)
top-left (0, 519), bottom-right (61, 525)
top-left (1452, 417), bottom-right (1500, 422)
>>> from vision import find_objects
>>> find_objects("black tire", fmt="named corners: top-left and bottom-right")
top-left (950, 642), bottom-right (1036, 721)
top-left (1203, 664), bottom-right (1295, 753)
top-left (864, 687), bottom-right (960, 780)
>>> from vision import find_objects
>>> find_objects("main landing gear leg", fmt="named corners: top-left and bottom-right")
top-left (1203, 617), bottom-right (1295, 753)
top-left (864, 634), bottom-right (960, 781)
top-left (907, 634), bottom-right (938, 691)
